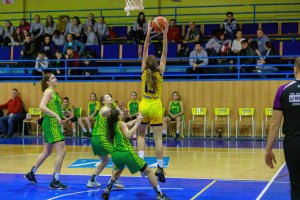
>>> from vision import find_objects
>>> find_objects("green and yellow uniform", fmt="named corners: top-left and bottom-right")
top-left (127, 100), bottom-right (139, 117)
top-left (42, 88), bottom-right (64, 144)
top-left (139, 70), bottom-right (163, 125)
top-left (169, 101), bottom-right (182, 119)
top-left (91, 112), bottom-right (112, 156)
top-left (111, 121), bottom-right (146, 174)
top-left (87, 100), bottom-right (100, 116)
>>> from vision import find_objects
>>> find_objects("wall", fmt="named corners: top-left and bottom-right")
top-left (0, 80), bottom-right (289, 136)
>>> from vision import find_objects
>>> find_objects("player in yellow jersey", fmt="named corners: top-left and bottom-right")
top-left (137, 21), bottom-right (168, 183)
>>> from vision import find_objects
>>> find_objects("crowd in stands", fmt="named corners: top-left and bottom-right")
top-left (0, 11), bottom-right (288, 76)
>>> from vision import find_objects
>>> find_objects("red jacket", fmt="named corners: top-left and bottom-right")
top-left (167, 26), bottom-right (181, 43)
top-left (0, 96), bottom-right (23, 115)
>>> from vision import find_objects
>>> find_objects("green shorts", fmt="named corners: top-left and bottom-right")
top-left (91, 135), bottom-right (112, 157)
top-left (42, 117), bottom-right (64, 144)
top-left (111, 151), bottom-right (146, 174)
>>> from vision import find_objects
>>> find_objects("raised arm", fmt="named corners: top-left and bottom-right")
top-left (142, 21), bottom-right (152, 71)
top-left (120, 115), bottom-right (143, 139)
top-left (158, 22), bottom-right (169, 75)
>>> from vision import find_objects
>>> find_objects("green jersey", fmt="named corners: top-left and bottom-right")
top-left (44, 88), bottom-right (63, 119)
top-left (88, 100), bottom-right (100, 116)
top-left (112, 121), bottom-right (133, 152)
top-left (127, 100), bottom-right (139, 116)
top-left (170, 101), bottom-right (181, 115)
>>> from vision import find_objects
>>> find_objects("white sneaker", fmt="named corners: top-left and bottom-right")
top-left (87, 180), bottom-right (101, 188)
top-left (113, 180), bottom-right (124, 188)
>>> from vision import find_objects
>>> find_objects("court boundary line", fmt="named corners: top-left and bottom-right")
top-left (190, 179), bottom-right (216, 200)
top-left (255, 162), bottom-right (286, 200)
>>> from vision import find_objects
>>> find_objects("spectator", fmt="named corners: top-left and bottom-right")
top-left (239, 39), bottom-right (257, 73)
top-left (131, 12), bottom-right (147, 43)
top-left (19, 18), bottom-right (30, 33)
top-left (184, 21), bottom-right (204, 44)
top-left (33, 51), bottom-right (49, 76)
top-left (223, 11), bottom-right (238, 40)
top-left (11, 27), bottom-right (25, 46)
top-left (0, 88), bottom-right (23, 138)
top-left (187, 43), bottom-right (208, 73)
top-left (0, 25), bottom-right (4, 45)
top-left (85, 25), bottom-right (98, 45)
top-left (52, 49), bottom-right (65, 76)
top-left (19, 35), bottom-right (37, 70)
top-left (108, 26), bottom-right (118, 39)
top-left (44, 15), bottom-right (57, 36)
top-left (125, 91), bottom-right (140, 139)
top-left (82, 54), bottom-right (97, 76)
top-left (57, 15), bottom-right (70, 34)
top-left (95, 16), bottom-right (109, 42)
top-left (231, 29), bottom-right (245, 54)
top-left (63, 33), bottom-right (85, 56)
top-left (251, 29), bottom-right (270, 56)
top-left (52, 30), bottom-right (65, 46)
top-left (23, 29), bottom-right (29, 37)
top-left (3, 20), bottom-right (14, 46)
top-left (167, 19), bottom-right (181, 43)
top-left (30, 15), bottom-right (45, 44)
top-left (61, 97), bottom-right (78, 137)
top-left (69, 16), bottom-right (84, 42)
top-left (40, 35), bottom-right (56, 59)
top-left (84, 13), bottom-right (96, 33)
top-left (255, 41), bottom-right (281, 73)
top-left (65, 47), bottom-right (81, 75)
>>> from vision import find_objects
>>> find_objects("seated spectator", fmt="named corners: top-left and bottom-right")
top-left (82, 54), bottom-right (97, 76)
top-left (108, 26), bottom-right (118, 39)
top-left (184, 21), bottom-right (204, 44)
top-left (0, 25), bottom-right (4, 45)
top-left (84, 13), bottom-right (96, 33)
top-left (30, 15), bottom-right (45, 44)
top-left (61, 97), bottom-right (77, 136)
top-left (3, 20), bottom-right (14, 46)
top-left (250, 29), bottom-right (270, 56)
top-left (69, 16), bottom-right (84, 42)
top-left (63, 33), bottom-right (85, 56)
top-left (11, 27), bottom-right (25, 46)
top-left (162, 91), bottom-right (184, 140)
top-left (65, 47), bottom-right (81, 75)
top-left (44, 15), bottom-right (57, 36)
top-left (19, 35), bottom-right (37, 70)
top-left (255, 41), bottom-right (281, 73)
top-left (187, 43), bottom-right (208, 74)
top-left (231, 29), bottom-right (245, 54)
top-left (52, 49), bottom-right (65, 76)
top-left (40, 35), bottom-right (56, 59)
top-left (85, 25), bottom-right (98, 45)
top-left (125, 91), bottom-right (140, 139)
top-left (57, 15), bottom-right (70, 34)
top-left (223, 11), bottom-right (238, 40)
top-left (52, 30), bottom-right (65, 46)
top-left (205, 30), bottom-right (231, 65)
top-left (167, 19), bottom-right (181, 43)
top-left (0, 88), bottom-right (23, 138)
top-left (239, 39), bottom-right (257, 72)
top-left (95, 16), bottom-right (109, 42)
top-left (19, 19), bottom-right (30, 33)
top-left (130, 12), bottom-right (147, 43)
top-left (33, 51), bottom-right (49, 76)
top-left (78, 93), bottom-right (100, 136)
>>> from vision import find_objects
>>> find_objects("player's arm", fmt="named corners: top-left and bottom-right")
top-left (166, 101), bottom-right (172, 116)
top-left (120, 115), bottom-right (142, 139)
top-left (265, 110), bottom-right (283, 169)
top-left (158, 22), bottom-right (169, 75)
top-left (142, 21), bottom-right (152, 71)
top-left (175, 101), bottom-right (184, 117)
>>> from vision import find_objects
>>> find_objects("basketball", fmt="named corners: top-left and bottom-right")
top-left (152, 16), bottom-right (168, 32)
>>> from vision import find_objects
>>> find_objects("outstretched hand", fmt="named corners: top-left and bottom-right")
top-left (162, 21), bottom-right (169, 34)
top-left (135, 114), bottom-right (144, 124)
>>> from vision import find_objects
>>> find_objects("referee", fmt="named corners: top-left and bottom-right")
top-left (265, 57), bottom-right (300, 200)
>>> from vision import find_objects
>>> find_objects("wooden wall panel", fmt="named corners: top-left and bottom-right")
top-left (0, 80), bottom-right (289, 136)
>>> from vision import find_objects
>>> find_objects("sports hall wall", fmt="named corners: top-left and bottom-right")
top-left (0, 0), bottom-right (298, 25)
top-left (0, 81), bottom-right (288, 136)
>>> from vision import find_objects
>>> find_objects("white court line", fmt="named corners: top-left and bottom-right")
top-left (47, 187), bottom-right (183, 200)
top-left (256, 162), bottom-right (286, 200)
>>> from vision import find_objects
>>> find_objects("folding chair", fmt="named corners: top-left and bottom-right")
top-left (188, 108), bottom-right (207, 138)
top-left (22, 108), bottom-right (42, 136)
top-left (211, 108), bottom-right (231, 138)
top-left (261, 108), bottom-right (282, 139)
top-left (167, 115), bottom-right (185, 137)
top-left (235, 108), bottom-right (255, 138)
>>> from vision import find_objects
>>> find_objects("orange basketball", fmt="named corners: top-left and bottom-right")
top-left (152, 16), bottom-right (168, 32)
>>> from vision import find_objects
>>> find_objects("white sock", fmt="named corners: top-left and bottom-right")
top-left (54, 173), bottom-right (60, 181)
top-left (138, 151), bottom-right (144, 159)
top-left (89, 128), bottom-right (92, 132)
top-left (154, 184), bottom-right (162, 194)
top-left (31, 166), bottom-right (38, 173)
top-left (72, 129), bottom-right (76, 133)
top-left (83, 128), bottom-right (87, 132)
top-left (176, 130), bottom-right (180, 134)
top-left (162, 130), bottom-right (166, 134)
top-left (157, 159), bottom-right (164, 168)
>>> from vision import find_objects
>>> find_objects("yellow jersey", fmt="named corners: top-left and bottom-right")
top-left (141, 70), bottom-right (163, 98)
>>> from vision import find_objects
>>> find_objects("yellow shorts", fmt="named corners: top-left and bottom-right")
top-left (139, 98), bottom-right (163, 126)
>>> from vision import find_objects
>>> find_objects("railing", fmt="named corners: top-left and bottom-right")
top-left (1, 2), bottom-right (300, 25)
top-left (0, 55), bottom-right (297, 82)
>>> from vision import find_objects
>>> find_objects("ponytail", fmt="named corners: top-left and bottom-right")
top-left (145, 69), bottom-right (158, 92)
top-left (41, 73), bottom-right (53, 92)
top-left (107, 108), bottom-right (120, 143)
